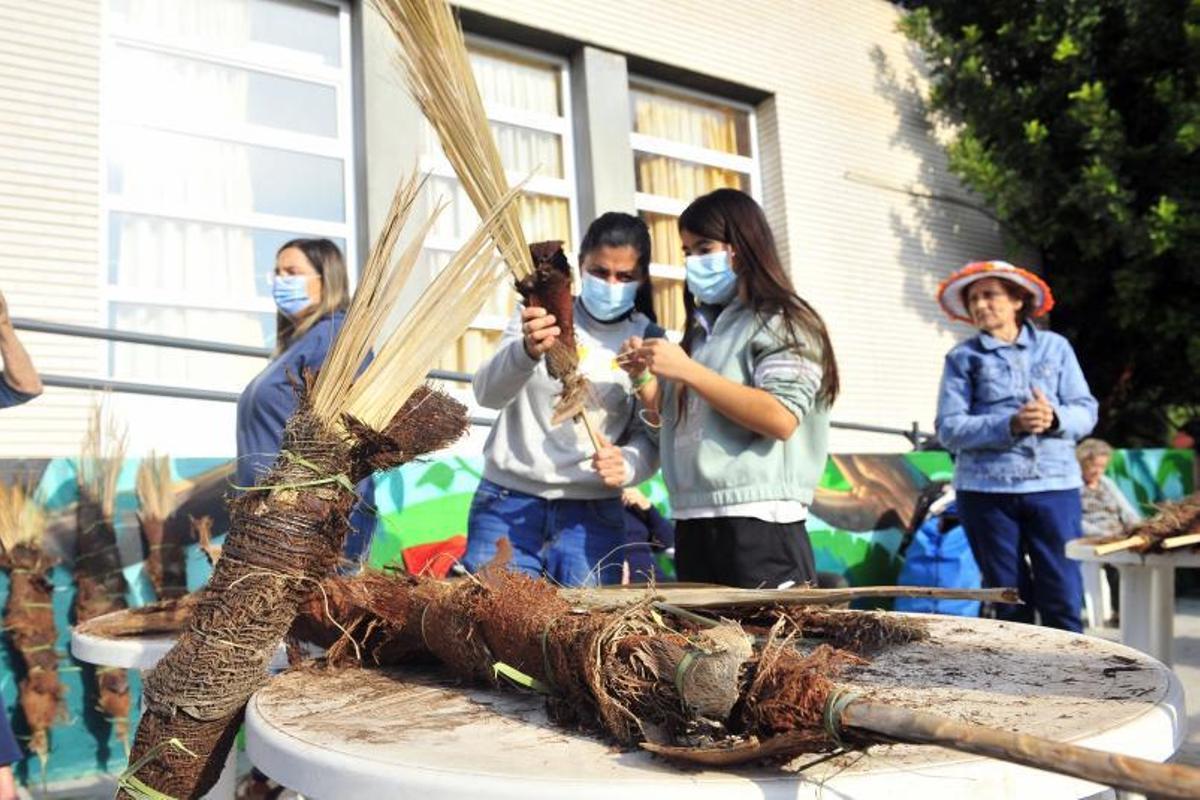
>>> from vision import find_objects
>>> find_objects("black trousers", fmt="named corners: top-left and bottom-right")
top-left (675, 517), bottom-right (817, 589)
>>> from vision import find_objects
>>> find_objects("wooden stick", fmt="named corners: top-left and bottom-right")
top-left (840, 699), bottom-right (1200, 800)
top-left (1094, 535), bottom-right (1151, 555)
top-left (569, 584), bottom-right (1022, 609)
top-left (1161, 532), bottom-right (1200, 550)
top-left (577, 411), bottom-right (604, 454)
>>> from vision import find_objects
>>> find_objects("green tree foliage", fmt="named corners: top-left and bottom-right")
top-left (899, 1), bottom-right (1200, 443)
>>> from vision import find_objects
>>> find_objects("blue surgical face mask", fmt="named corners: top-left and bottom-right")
top-left (580, 273), bottom-right (639, 321)
top-left (272, 274), bottom-right (314, 318)
top-left (685, 250), bottom-right (738, 306)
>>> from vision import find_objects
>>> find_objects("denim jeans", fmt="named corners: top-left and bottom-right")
top-left (957, 489), bottom-right (1083, 632)
top-left (463, 478), bottom-right (627, 587)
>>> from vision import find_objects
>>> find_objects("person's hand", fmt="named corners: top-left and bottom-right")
top-left (0, 764), bottom-right (17, 800)
top-left (520, 306), bottom-right (559, 360)
top-left (1011, 388), bottom-right (1055, 435)
top-left (1031, 387), bottom-right (1058, 433)
top-left (617, 336), bottom-right (646, 378)
top-left (636, 339), bottom-right (696, 384)
top-left (591, 435), bottom-right (628, 488)
top-left (622, 487), bottom-right (651, 510)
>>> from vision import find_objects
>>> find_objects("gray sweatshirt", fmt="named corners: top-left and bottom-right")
top-left (473, 298), bottom-right (660, 500)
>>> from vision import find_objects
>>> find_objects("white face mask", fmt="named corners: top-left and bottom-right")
top-left (580, 274), bottom-right (639, 321)
top-left (685, 251), bottom-right (737, 305)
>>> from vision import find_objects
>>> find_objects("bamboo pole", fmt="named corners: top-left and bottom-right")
top-left (1160, 532), bottom-right (1200, 550)
top-left (838, 699), bottom-right (1200, 800)
top-left (1093, 535), bottom-right (1151, 556)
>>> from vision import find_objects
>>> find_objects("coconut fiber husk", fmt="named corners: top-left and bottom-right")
top-left (1, 544), bottom-right (64, 769)
top-left (74, 487), bottom-right (132, 749)
top-left (75, 594), bottom-right (199, 639)
top-left (120, 385), bottom-right (468, 800)
top-left (138, 515), bottom-right (189, 602)
top-left (515, 240), bottom-right (587, 417)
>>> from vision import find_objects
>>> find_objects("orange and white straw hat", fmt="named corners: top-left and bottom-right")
top-left (935, 260), bottom-right (1054, 323)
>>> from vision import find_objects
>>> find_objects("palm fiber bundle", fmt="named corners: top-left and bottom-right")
top-left (0, 482), bottom-right (63, 772)
top-left (135, 453), bottom-right (188, 600)
top-left (119, 173), bottom-right (518, 800)
top-left (75, 406), bottom-right (132, 749)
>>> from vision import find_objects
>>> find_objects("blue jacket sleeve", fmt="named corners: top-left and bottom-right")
top-left (1047, 342), bottom-right (1098, 441)
top-left (934, 351), bottom-right (1016, 452)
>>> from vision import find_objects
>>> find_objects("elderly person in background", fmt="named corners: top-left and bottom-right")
top-left (1078, 438), bottom-right (1140, 625)
top-left (1078, 438), bottom-right (1141, 539)
top-left (934, 261), bottom-right (1098, 632)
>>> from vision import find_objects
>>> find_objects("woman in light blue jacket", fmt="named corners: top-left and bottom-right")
top-left (934, 261), bottom-right (1098, 632)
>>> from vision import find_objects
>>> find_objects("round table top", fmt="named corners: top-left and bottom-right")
top-left (71, 613), bottom-right (291, 672)
top-left (1066, 537), bottom-right (1200, 567)
top-left (245, 614), bottom-right (1184, 800)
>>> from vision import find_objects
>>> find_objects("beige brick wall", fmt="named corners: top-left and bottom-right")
top-left (0, 0), bottom-right (103, 457)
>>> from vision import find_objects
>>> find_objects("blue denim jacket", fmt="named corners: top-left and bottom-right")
top-left (935, 322), bottom-right (1097, 493)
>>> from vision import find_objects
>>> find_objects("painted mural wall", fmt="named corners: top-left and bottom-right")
top-left (0, 449), bottom-right (1193, 785)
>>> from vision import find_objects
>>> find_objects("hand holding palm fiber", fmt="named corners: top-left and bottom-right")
top-left (120, 174), bottom-right (520, 800)
top-left (0, 482), bottom-right (63, 774)
top-left (75, 405), bottom-right (132, 749)
top-left (517, 240), bottom-right (590, 421)
top-left (135, 452), bottom-right (188, 600)
top-left (291, 565), bottom-right (1199, 800)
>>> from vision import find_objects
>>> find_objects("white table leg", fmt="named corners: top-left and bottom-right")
top-left (1080, 561), bottom-right (1106, 628)
top-left (1147, 566), bottom-right (1175, 667)
top-left (1117, 565), bottom-right (1175, 666)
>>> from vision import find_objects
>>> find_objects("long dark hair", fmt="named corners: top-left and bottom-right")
top-left (578, 212), bottom-right (656, 323)
top-left (274, 238), bottom-right (349, 355)
top-left (678, 188), bottom-right (839, 406)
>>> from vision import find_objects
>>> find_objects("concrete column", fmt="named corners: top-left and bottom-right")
top-left (570, 46), bottom-right (636, 225)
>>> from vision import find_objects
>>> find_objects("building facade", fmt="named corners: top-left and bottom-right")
top-left (0, 0), bottom-right (1004, 458)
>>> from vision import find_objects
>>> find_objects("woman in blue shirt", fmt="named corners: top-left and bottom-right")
top-left (236, 239), bottom-right (375, 566)
top-left (934, 260), bottom-right (1098, 632)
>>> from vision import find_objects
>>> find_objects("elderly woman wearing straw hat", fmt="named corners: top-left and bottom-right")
top-left (934, 260), bottom-right (1098, 632)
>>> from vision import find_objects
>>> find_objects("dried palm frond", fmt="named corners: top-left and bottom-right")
top-left (0, 480), bottom-right (45, 554)
top-left (337, 185), bottom-right (519, 430)
top-left (370, 0), bottom-right (532, 279)
top-left (309, 172), bottom-right (427, 422)
top-left (78, 402), bottom-right (127, 518)
top-left (135, 452), bottom-right (175, 523)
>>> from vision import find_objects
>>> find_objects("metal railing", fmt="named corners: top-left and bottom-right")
top-left (14, 318), bottom-right (933, 447)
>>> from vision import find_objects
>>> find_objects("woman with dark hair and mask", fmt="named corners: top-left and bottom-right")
top-left (235, 238), bottom-right (375, 567)
top-left (463, 212), bottom-right (661, 587)
top-left (934, 260), bottom-right (1097, 632)
top-left (620, 188), bottom-right (839, 590)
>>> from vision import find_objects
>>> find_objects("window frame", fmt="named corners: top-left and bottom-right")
top-left (98, 0), bottom-right (358, 370)
top-left (628, 74), bottom-right (761, 281)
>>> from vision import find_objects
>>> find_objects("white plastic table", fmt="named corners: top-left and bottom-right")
top-left (1066, 538), bottom-right (1200, 666)
top-left (245, 615), bottom-right (1185, 800)
top-left (71, 617), bottom-right (292, 800)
